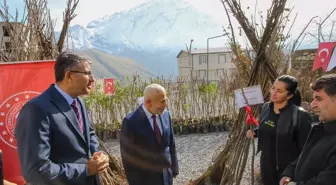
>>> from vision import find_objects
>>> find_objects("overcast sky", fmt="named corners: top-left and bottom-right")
top-left (4, 0), bottom-right (336, 47)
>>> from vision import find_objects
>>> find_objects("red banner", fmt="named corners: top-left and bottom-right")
top-left (312, 42), bottom-right (336, 72)
top-left (0, 60), bottom-right (55, 185)
top-left (104, 78), bottom-right (114, 94)
top-left (245, 106), bottom-right (259, 126)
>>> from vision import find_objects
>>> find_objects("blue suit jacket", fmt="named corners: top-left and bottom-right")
top-left (14, 85), bottom-right (100, 185)
top-left (120, 105), bottom-right (179, 185)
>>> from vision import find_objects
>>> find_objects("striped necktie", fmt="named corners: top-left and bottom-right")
top-left (71, 100), bottom-right (84, 133)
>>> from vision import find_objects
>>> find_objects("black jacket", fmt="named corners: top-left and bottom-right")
top-left (282, 121), bottom-right (336, 185)
top-left (256, 102), bottom-right (312, 169)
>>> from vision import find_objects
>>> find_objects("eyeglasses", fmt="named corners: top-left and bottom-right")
top-left (68, 70), bottom-right (92, 76)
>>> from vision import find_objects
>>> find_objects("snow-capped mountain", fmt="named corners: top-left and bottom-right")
top-left (65, 0), bottom-right (224, 77)
top-left (67, 25), bottom-right (92, 49)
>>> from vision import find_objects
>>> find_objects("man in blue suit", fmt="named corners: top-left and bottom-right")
top-left (120, 84), bottom-right (179, 185)
top-left (15, 52), bottom-right (109, 185)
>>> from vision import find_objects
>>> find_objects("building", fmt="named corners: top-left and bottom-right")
top-left (0, 21), bottom-right (35, 61)
top-left (176, 47), bottom-right (236, 81)
top-left (291, 49), bottom-right (317, 70)
top-left (0, 22), bottom-right (12, 52)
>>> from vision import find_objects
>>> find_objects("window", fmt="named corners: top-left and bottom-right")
top-left (226, 54), bottom-right (232, 63)
top-left (5, 42), bottom-right (11, 52)
top-left (198, 70), bottom-right (206, 79)
top-left (3, 26), bottom-right (10, 36)
top-left (218, 54), bottom-right (226, 64)
top-left (216, 68), bottom-right (225, 77)
top-left (199, 55), bottom-right (207, 65)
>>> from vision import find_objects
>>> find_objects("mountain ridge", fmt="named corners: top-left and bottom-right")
top-left (63, 0), bottom-right (225, 77)
top-left (74, 48), bottom-right (154, 79)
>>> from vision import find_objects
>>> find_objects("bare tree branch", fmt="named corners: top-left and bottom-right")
top-left (57, 0), bottom-right (79, 52)
top-left (318, 7), bottom-right (336, 43)
top-left (291, 16), bottom-right (318, 52)
top-left (328, 21), bottom-right (335, 41)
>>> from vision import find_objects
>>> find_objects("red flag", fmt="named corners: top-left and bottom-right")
top-left (312, 42), bottom-right (336, 72)
top-left (104, 78), bottom-right (114, 94)
top-left (0, 60), bottom-right (55, 185)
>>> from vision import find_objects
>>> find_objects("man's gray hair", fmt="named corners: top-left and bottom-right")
top-left (143, 83), bottom-right (165, 98)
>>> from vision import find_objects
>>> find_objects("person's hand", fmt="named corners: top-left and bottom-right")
top-left (92, 151), bottom-right (110, 171)
top-left (87, 157), bottom-right (100, 176)
top-left (246, 130), bottom-right (256, 139)
top-left (4, 180), bottom-right (17, 185)
top-left (87, 151), bottom-right (110, 176)
top-left (279, 176), bottom-right (291, 185)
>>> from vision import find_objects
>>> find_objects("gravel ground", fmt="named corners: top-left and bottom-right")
top-left (105, 132), bottom-right (260, 185)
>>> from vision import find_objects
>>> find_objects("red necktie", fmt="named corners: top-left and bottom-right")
top-left (151, 115), bottom-right (161, 144)
top-left (71, 100), bottom-right (84, 133)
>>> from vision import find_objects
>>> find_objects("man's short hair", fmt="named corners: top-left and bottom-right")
top-left (311, 74), bottom-right (336, 97)
top-left (54, 51), bottom-right (88, 82)
top-left (143, 84), bottom-right (165, 99)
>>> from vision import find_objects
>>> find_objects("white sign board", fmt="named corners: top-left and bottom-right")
top-left (137, 97), bottom-right (144, 105)
top-left (234, 85), bottom-right (264, 109)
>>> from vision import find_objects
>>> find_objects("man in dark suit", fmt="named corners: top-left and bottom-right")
top-left (15, 52), bottom-right (109, 185)
top-left (120, 84), bottom-right (179, 185)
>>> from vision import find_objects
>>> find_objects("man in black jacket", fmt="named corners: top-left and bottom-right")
top-left (280, 74), bottom-right (336, 185)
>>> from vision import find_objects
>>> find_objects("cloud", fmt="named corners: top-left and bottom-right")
top-left (5, 0), bottom-right (336, 47)
top-left (64, 0), bottom-right (150, 30)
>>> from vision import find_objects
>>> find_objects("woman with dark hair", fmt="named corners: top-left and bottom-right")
top-left (246, 75), bottom-right (312, 185)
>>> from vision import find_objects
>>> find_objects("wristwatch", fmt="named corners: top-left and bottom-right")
top-left (288, 182), bottom-right (297, 185)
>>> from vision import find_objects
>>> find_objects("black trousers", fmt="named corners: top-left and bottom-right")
top-left (260, 152), bottom-right (285, 185)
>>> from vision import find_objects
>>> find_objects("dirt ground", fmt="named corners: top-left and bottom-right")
top-left (105, 132), bottom-right (260, 185)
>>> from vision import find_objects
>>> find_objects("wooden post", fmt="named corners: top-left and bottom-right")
top-left (0, 149), bottom-right (4, 185)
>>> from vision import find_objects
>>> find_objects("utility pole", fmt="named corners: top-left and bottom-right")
top-left (207, 34), bottom-right (228, 82)
top-left (185, 39), bottom-right (194, 80)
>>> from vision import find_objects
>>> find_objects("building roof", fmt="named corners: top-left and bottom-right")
top-left (176, 47), bottom-right (232, 58)
top-left (190, 47), bottom-right (231, 54)
top-left (176, 50), bottom-right (187, 58)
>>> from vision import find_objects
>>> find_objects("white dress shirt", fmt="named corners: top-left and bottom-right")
top-left (54, 84), bottom-right (83, 124)
top-left (142, 104), bottom-right (163, 135)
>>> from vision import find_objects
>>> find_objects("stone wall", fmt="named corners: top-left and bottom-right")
top-left (291, 49), bottom-right (317, 69)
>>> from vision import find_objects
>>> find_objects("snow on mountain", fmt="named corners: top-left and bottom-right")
top-left (65, 0), bottom-right (224, 76)
top-left (61, 25), bottom-right (91, 50)
top-left (85, 0), bottom-right (221, 49)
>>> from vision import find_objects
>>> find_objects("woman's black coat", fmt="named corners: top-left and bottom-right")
top-left (255, 102), bottom-right (312, 169)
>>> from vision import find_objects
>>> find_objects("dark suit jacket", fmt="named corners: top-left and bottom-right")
top-left (14, 85), bottom-right (100, 185)
top-left (120, 105), bottom-right (179, 185)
